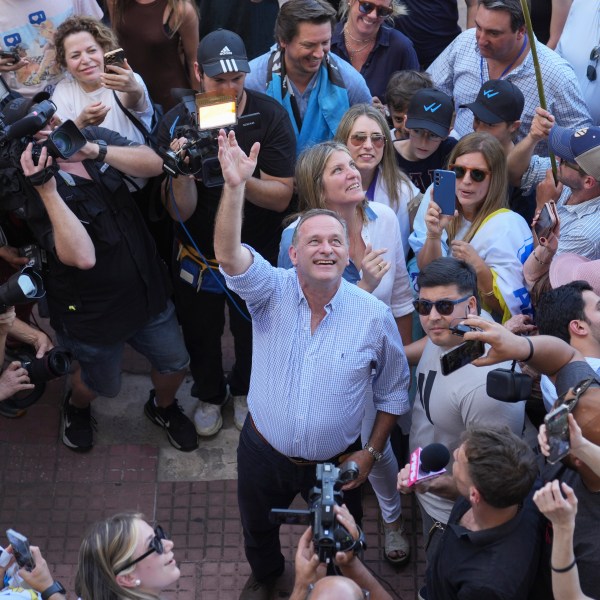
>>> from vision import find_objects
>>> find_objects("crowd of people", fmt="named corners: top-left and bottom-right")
top-left (0, 0), bottom-right (599, 599)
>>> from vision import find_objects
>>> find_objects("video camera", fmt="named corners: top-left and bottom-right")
top-left (270, 462), bottom-right (361, 564)
top-left (161, 89), bottom-right (260, 187)
top-left (0, 265), bottom-right (44, 313)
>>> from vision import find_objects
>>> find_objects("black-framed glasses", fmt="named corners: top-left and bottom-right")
top-left (114, 526), bottom-right (167, 575)
top-left (558, 157), bottom-right (586, 176)
top-left (587, 46), bottom-right (599, 82)
top-left (357, 0), bottom-right (394, 18)
top-left (349, 133), bottom-right (386, 148)
top-left (448, 164), bottom-right (491, 183)
top-left (413, 294), bottom-right (471, 316)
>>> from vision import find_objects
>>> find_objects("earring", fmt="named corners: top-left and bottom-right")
top-left (135, 580), bottom-right (141, 587)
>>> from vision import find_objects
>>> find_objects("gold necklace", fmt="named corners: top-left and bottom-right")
top-left (343, 26), bottom-right (374, 60)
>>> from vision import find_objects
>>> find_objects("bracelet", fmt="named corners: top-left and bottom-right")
top-left (532, 249), bottom-right (547, 265)
top-left (426, 232), bottom-right (441, 240)
top-left (551, 559), bottom-right (577, 573)
top-left (480, 288), bottom-right (495, 298)
top-left (522, 336), bottom-right (534, 362)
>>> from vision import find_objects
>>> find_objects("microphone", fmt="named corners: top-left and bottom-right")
top-left (407, 443), bottom-right (450, 487)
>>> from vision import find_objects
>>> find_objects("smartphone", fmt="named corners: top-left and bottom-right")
top-left (440, 340), bottom-right (485, 375)
top-left (104, 48), bottom-right (125, 71)
top-left (533, 201), bottom-right (558, 243)
top-left (433, 169), bottom-right (456, 216)
top-left (0, 50), bottom-right (19, 62)
top-left (5, 529), bottom-right (35, 571)
top-left (544, 404), bottom-right (570, 465)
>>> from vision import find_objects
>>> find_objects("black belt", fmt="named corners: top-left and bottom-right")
top-left (248, 413), bottom-right (359, 466)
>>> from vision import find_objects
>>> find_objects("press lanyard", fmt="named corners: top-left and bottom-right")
top-left (480, 34), bottom-right (528, 84)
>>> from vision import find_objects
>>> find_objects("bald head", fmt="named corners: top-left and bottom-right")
top-left (308, 576), bottom-right (364, 600)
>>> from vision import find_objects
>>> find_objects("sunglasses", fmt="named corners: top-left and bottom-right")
top-left (408, 128), bottom-right (442, 142)
top-left (559, 157), bottom-right (586, 176)
top-left (587, 46), bottom-right (598, 82)
top-left (413, 294), bottom-right (471, 316)
top-left (349, 133), bottom-right (386, 148)
top-left (357, 0), bottom-right (394, 18)
top-left (448, 164), bottom-right (490, 183)
top-left (114, 526), bottom-right (167, 575)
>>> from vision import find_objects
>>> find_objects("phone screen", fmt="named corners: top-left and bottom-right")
top-left (5, 529), bottom-right (35, 571)
top-left (534, 205), bottom-right (554, 240)
top-left (545, 405), bottom-right (570, 464)
top-left (440, 340), bottom-right (485, 375)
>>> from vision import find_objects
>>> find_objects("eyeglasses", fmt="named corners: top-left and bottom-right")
top-left (349, 133), bottom-right (386, 148)
top-left (114, 526), bottom-right (167, 575)
top-left (357, 0), bottom-right (394, 19)
top-left (408, 128), bottom-right (442, 142)
top-left (587, 46), bottom-right (599, 82)
top-left (413, 294), bottom-right (472, 316)
top-left (448, 164), bottom-right (491, 183)
top-left (559, 157), bottom-right (587, 176)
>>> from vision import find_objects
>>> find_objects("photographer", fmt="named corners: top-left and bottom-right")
top-left (11, 123), bottom-right (197, 453)
top-left (159, 29), bottom-right (296, 437)
top-left (0, 308), bottom-right (34, 402)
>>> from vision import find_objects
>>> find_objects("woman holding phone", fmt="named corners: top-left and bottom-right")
top-left (51, 16), bottom-right (152, 142)
top-left (75, 513), bottom-right (180, 600)
top-left (410, 132), bottom-right (533, 322)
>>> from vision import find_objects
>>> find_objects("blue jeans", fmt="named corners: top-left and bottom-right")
top-left (57, 301), bottom-right (189, 397)
top-left (237, 417), bottom-right (363, 581)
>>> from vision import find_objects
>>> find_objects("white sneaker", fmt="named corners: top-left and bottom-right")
top-left (232, 394), bottom-right (248, 431)
top-left (193, 401), bottom-right (223, 436)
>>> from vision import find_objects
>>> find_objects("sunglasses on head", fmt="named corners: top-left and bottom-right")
top-left (357, 0), bottom-right (394, 18)
top-left (588, 46), bottom-right (599, 82)
top-left (413, 294), bottom-right (472, 316)
top-left (114, 526), bottom-right (167, 575)
top-left (349, 132), bottom-right (386, 148)
top-left (448, 164), bottom-right (490, 183)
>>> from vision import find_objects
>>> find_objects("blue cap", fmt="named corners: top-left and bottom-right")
top-left (549, 125), bottom-right (600, 179)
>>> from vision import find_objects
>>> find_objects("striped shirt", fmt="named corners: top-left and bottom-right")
top-left (521, 156), bottom-right (600, 259)
top-left (427, 29), bottom-right (592, 155)
top-left (223, 247), bottom-right (410, 460)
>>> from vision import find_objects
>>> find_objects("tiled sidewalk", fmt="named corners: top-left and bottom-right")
top-left (0, 375), bottom-right (425, 600)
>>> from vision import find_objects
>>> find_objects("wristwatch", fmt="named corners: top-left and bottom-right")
top-left (363, 442), bottom-right (383, 462)
top-left (41, 581), bottom-right (66, 600)
top-left (94, 139), bottom-right (108, 162)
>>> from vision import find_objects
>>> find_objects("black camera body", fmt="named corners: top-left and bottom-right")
top-left (487, 368), bottom-right (533, 402)
top-left (18, 244), bottom-right (46, 270)
top-left (270, 462), bottom-right (360, 564)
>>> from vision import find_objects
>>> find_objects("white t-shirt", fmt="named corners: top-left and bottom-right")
top-left (0, 0), bottom-right (103, 98)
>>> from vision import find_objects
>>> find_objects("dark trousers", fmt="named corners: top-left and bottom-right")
top-left (173, 276), bottom-right (252, 402)
top-left (237, 418), bottom-right (363, 581)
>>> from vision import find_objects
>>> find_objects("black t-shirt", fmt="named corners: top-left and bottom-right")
top-left (158, 89), bottom-right (296, 264)
top-left (394, 0), bottom-right (462, 68)
top-left (23, 126), bottom-right (169, 344)
top-left (394, 137), bottom-right (458, 193)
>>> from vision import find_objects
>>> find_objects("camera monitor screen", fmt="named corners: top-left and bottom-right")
top-left (195, 91), bottom-right (237, 130)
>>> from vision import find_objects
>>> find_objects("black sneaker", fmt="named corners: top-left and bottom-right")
top-left (144, 390), bottom-right (198, 452)
top-left (62, 391), bottom-right (95, 452)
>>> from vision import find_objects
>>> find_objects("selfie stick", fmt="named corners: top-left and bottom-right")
top-left (519, 0), bottom-right (558, 184)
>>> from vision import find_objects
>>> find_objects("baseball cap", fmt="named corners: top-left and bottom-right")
top-left (548, 125), bottom-right (600, 180)
top-left (197, 29), bottom-right (250, 77)
top-left (460, 79), bottom-right (524, 124)
top-left (405, 89), bottom-right (453, 138)
top-left (550, 253), bottom-right (600, 296)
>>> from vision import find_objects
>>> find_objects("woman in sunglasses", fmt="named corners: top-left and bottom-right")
top-left (409, 132), bottom-right (533, 323)
top-left (75, 513), bottom-right (179, 600)
top-left (277, 141), bottom-right (413, 566)
top-left (330, 0), bottom-right (419, 106)
top-left (335, 103), bottom-right (418, 259)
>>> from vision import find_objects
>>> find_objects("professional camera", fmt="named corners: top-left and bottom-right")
top-left (19, 346), bottom-right (71, 384)
top-left (30, 118), bottom-right (86, 165)
top-left (161, 89), bottom-right (260, 187)
top-left (0, 265), bottom-right (44, 313)
top-left (270, 462), bottom-right (362, 564)
top-left (18, 244), bottom-right (47, 271)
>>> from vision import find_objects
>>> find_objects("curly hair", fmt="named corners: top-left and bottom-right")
top-left (54, 16), bottom-right (119, 69)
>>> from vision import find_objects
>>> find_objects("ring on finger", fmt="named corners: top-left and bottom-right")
top-left (377, 263), bottom-right (383, 271)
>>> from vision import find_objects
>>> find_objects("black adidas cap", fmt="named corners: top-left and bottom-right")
top-left (405, 89), bottom-right (454, 138)
top-left (197, 29), bottom-right (250, 77)
top-left (460, 79), bottom-right (524, 124)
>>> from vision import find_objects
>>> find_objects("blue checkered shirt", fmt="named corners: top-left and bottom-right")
top-left (223, 247), bottom-right (410, 460)
top-left (427, 29), bottom-right (592, 155)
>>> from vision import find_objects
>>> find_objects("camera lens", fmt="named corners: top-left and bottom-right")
top-left (51, 131), bottom-right (73, 155)
top-left (46, 348), bottom-right (71, 377)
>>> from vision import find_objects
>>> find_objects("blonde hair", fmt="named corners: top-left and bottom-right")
top-left (446, 132), bottom-right (509, 244)
top-left (335, 103), bottom-right (413, 212)
top-left (75, 513), bottom-right (159, 600)
top-left (338, 0), bottom-right (408, 23)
